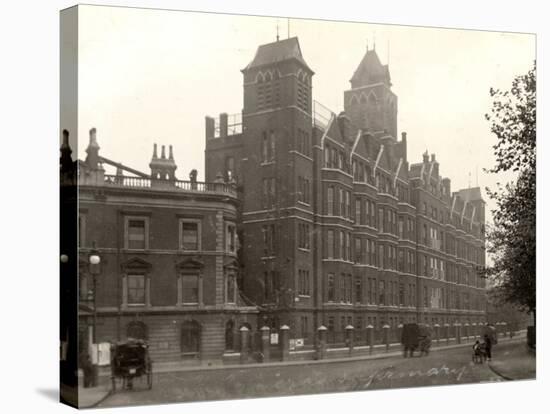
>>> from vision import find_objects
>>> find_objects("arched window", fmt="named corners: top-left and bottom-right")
top-left (127, 321), bottom-right (148, 340)
top-left (360, 93), bottom-right (367, 104)
top-left (181, 320), bottom-right (201, 356)
top-left (368, 92), bottom-right (378, 105)
top-left (350, 95), bottom-right (359, 106)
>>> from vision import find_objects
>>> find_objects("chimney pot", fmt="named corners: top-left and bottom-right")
top-left (401, 131), bottom-right (407, 141)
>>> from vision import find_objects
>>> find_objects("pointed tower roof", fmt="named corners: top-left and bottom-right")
top-left (350, 48), bottom-right (391, 88)
top-left (242, 37), bottom-right (313, 73)
top-left (457, 187), bottom-right (484, 203)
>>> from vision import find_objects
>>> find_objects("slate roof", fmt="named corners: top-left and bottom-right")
top-left (457, 187), bottom-right (484, 202)
top-left (243, 37), bottom-right (313, 72)
top-left (350, 49), bottom-right (391, 86)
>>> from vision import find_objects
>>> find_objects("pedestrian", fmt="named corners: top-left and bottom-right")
top-left (483, 334), bottom-right (493, 361)
top-left (79, 353), bottom-right (93, 388)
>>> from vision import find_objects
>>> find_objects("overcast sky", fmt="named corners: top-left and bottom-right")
top-left (69, 5), bottom-right (535, 223)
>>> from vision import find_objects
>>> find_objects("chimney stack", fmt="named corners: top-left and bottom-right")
top-left (219, 113), bottom-right (228, 138)
top-left (205, 116), bottom-right (215, 141)
top-left (85, 128), bottom-right (101, 169)
top-left (153, 143), bottom-right (158, 159)
top-left (169, 145), bottom-right (174, 160)
top-left (161, 145), bottom-right (166, 159)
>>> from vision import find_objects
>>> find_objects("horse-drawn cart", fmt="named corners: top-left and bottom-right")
top-left (110, 339), bottom-right (153, 392)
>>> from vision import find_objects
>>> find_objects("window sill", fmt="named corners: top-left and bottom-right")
top-left (260, 161), bottom-right (276, 166)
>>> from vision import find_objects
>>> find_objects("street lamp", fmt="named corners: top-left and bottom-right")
top-left (88, 247), bottom-right (101, 387)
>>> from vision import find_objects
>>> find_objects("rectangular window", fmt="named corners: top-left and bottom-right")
top-left (298, 223), bottom-right (310, 250)
top-left (339, 231), bottom-right (344, 260)
top-left (399, 283), bottom-right (405, 306)
top-left (327, 273), bottom-right (335, 302)
top-left (262, 224), bottom-right (276, 255)
top-left (262, 177), bottom-right (276, 209)
top-left (424, 286), bottom-right (429, 308)
top-left (181, 221), bottom-right (200, 251)
top-left (127, 219), bottom-right (146, 250)
top-left (182, 275), bottom-right (199, 304)
top-left (269, 131), bottom-right (276, 161)
top-left (346, 191), bottom-right (351, 218)
top-left (327, 230), bottom-right (334, 259)
top-left (339, 189), bottom-right (345, 217)
top-left (327, 186), bottom-right (334, 215)
top-left (269, 178), bottom-right (276, 207)
top-left (346, 274), bottom-right (352, 303)
top-left (346, 232), bottom-right (352, 262)
top-left (379, 280), bottom-right (386, 305)
top-left (298, 269), bottom-right (310, 296)
top-left (367, 278), bottom-right (373, 304)
top-left (264, 271), bottom-right (273, 302)
top-left (355, 198), bottom-right (361, 224)
top-left (127, 274), bottom-right (146, 305)
top-left (226, 223), bottom-right (236, 253)
top-left (355, 237), bottom-right (362, 263)
top-left (355, 278), bottom-right (362, 304)
top-left (262, 131), bottom-right (268, 162)
top-left (339, 274), bottom-right (346, 302)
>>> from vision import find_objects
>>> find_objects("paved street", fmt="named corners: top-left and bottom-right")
top-left (99, 340), bottom-right (533, 408)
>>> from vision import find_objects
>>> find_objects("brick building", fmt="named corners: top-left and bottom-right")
top-left (205, 37), bottom-right (487, 342)
top-left (78, 129), bottom-right (257, 364)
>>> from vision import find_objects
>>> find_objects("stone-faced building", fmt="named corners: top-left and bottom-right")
top-left (205, 37), bottom-right (487, 341)
top-left (78, 129), bottom-right (257, 364)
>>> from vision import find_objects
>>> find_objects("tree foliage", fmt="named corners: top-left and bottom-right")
top-left (484, 63), bottom-right (536, 316)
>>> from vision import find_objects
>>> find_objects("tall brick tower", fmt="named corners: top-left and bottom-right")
top-left (344, 47), bottom-right (398, 139)
top-left (238, 37), bottom-right (315, 326)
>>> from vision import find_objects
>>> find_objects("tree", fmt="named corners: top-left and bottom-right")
top-left (484, 63), bottom-right (536, 321)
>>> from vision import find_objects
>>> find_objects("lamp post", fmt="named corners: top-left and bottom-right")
top-left (89, 247), bottom-right (101, 386)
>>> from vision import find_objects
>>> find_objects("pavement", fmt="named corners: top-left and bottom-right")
top-left (488, 340), bottom-right (536, 380)
top-left (76, 375), bottom-right (112, 409)
top-left (79, 335), bottom-right (536, 408)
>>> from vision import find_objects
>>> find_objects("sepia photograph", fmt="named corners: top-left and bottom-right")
top-left (59, 3), bottom-right (536, 409)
